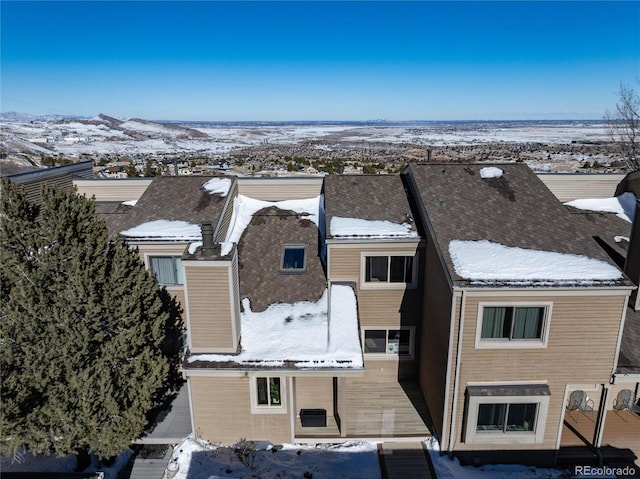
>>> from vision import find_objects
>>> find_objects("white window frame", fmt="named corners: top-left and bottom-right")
top-left (465, 390), bottom-right (550, 445)
top-left (475, 302), bottom-right (552, 349)
top-left (147, 255), bottom-right (184, 286)
top-left (360, 252), bottom-right (418, 290)
top-left (362, 326), bottom-right (416, 360)
top-left (249, 375), bottom-right (287, 415)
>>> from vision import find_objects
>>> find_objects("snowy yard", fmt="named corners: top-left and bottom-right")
top-left (1, 436), bottom-right (577, 478)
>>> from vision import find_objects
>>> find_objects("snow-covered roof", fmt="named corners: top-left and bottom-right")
top-left (449, 240), bottom-right (623, 284)
top-left (120, 219), bottom-right (201, 241)
top-left (479, 166), bottom-right (504, 179)
top-left (329, 216), bottom-right (418, 239)
top-left (564, 192), bottom-right (636, 223)
top-left (202, 177), bottom-right (232, 197)
top-left (218, 194), bottom-right (320, 256)
top-left (187, 284), bottom-right (363, 369)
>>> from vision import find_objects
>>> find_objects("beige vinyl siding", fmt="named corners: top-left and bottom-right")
top-left (74, 178), bottom-right (153, 202)
top-left (215, 180), bottom-right (238, 242)
top-left (190, 376), bottom-right (291, 444)
top-left (419, 238), bottom-right (455, 442)
top-left (451, 292), bottom-right (627, 451)
top-left (184, 264), bottom-right (236, 353)
top-left (294, 377), bottom-right (334, 413)
top-left (536, 174), bottom-right (624, 203)
top-left (237, 177), bottom-right (323, 201)
top-left (328, 242), bottom-right (423, 380)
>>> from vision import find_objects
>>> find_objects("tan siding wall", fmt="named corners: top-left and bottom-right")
top-left (74, 179), bottom-right (153, 202)
top-left (452, 292), bottom-right (627, 451)
top-left (419, 238), bottom-right (455, 442)
top-left (328, 242), bottom-right (423, 381)
top-left (294, 377), bottom-right (334, 413)
top-left (190, 376), bottom-right (291, 444)
top-left (237, 178), bottom-right (323, 200)
top-left (184, 264), bottom-right (236, 352)
top-left (537, 174), bottom-right (624, 203)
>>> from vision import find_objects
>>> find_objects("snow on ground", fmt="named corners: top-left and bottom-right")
top-left (167, 436), bottom-right (380, 479)
top-left (449, 240), bottom-right (622, 283)
top-left (188, 284), bottom-right (363, 368)
top-left (120, 219), bottom-right (201, 241)
top-left (330, 216), bottom-right (418, 238)
top-left (221, 195), bottom-right (319, 256)
top-left (564, 192), bottom-right (636, 223)
top-left (0, 447), bottom-right (133, 479)
top-left (424, 437), bottom-right (569, 479)
top-left (1, 120), bottom-right (614, 157)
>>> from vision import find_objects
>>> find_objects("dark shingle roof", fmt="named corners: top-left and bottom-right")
top-left (237, 206), bottom-right (326, 312)
top-left (100, 176), bottom-right (231, 237)
top-left (406, 163), bottom-right (628, 286)
top-left (323, 175), bottom-right (417, 239)
top-left (617, 307), bottom-right (640, 375)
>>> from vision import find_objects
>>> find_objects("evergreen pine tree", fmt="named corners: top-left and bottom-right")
top-left (0, 179), bottom-right (182, 458)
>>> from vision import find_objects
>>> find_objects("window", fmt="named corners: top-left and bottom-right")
top-left (476, 303), bottom-right (551, 349)
top-left (477, 403), bottom-right (537, 432)
top-left (256, 377), bottom-right (281, 406)
top-left (149, 256), bottom-right (183, 285)
top-left (281, 245), bottom-right (306, 271)
top-left (363, 328), bottom-right (414, 358)
top-left (361, 252), bottom-right (417, 289)
top-left (464, 384), bottom-right (550, 445)
top-left (250, 375), bottom-right (286, 414)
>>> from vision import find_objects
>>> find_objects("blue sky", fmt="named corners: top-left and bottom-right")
top-left (1, 1), bottom-right (639, 121)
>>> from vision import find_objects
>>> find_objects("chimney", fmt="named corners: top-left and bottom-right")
top-left (200, 222), bottom-right (219, 256)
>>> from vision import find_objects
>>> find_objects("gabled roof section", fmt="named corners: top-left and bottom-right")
top-left (323, 175), bottom-right (418, 240)
top-left (237, 205), bottom-right (326, 312)
top-left (101, 176), bottom-right (233, 241)
top-left (405, 163), bottom-right (630, 287)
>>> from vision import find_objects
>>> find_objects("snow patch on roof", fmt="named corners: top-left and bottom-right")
top-left (480, 166), bottom-right (504, 179)
top-left (202, 177), bottom-right (232, 197)
top-left (221, 195), bottom-right (320, 256)
top-left (121, 199), bottom-right (137, 206)
top-left (120, 220), bottom-right (200, 241)
top-left (449, 240), bottom-right (622, 283)
top-left (564, 192), bottom-right (636, 223)
top-left (330, 216), bottom-right (417, 238)
top-left (188, 285), bottom-right (363, 368)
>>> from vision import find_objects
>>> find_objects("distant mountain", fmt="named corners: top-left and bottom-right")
top-left (0, 111), bottom-right (88, 122)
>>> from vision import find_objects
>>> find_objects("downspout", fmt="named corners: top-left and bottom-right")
top-left (594, 385), bottom-right (610, 466)
top-left (447, 289), bottom-right (466, 455)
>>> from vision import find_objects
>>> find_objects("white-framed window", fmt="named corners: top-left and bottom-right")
top-left (280, 244), bottom-right (306, 272)
top-left (464, 384), bottom-right (550, 445)
top-left (360, 252), bottom-right (417, 289)
top-left (362, 327), bottom-right (415, 359)
top-left (250, 375), bottom-right (287, 414)
top-left (149, 256), bottom-right (183, 285)
top-left (475, 302), bottom-right (552, 349)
